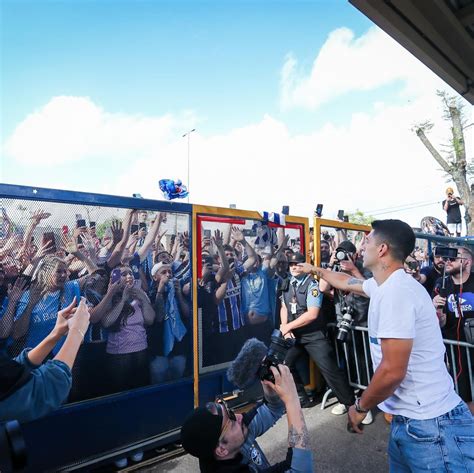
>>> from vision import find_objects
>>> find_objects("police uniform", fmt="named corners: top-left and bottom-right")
top-left (281, 255), bottom-right (355, 407)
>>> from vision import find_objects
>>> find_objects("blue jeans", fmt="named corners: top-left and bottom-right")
top-left (388, 402), bottom-right (474, 472)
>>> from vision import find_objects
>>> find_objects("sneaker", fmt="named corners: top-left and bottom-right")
top-left (331, 403), bottom-right (348, 415)
top-left (130, 451), bottom-right (144, 462)
top-left (362, 410), bottom-right (373, 425)
top-left (114, 458), bottom-right (128, 468)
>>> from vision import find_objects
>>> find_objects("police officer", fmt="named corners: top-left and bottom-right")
top-left (280, 252), bottom-right (355, 410)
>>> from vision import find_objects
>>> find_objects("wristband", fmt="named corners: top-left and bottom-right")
top-left (354, 397), bottom-right (369, 414)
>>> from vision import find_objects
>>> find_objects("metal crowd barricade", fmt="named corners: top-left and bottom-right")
top-left (321, 324), bottom-right (474, 409)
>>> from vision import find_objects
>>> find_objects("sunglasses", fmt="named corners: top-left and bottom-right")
top-left (443, 257), bottom-right (458, 262)
top-left (207, 399), bottom-right (236, 441)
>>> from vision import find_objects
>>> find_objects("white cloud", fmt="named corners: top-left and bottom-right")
top-left (3, 96), bottom-right (196, 166)
top-left (280, 26), bottom-right (449, 110)
top-left (3, 25), bottom-right (472, 230)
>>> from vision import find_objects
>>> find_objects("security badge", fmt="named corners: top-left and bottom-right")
top-left (290, 302), bottom-right (297, 315)
top-left (250, 446), bottom-right (263, 466)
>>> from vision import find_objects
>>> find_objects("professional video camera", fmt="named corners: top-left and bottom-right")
top-left (227, 330), bottom-right (295, 389)
top-left (336, 296), bottom-right (354, 343)
top-left (257, 330), bottom-right (295, 383)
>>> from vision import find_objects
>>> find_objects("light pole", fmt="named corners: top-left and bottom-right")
top-left (182, 128), bottom-right (196, 203)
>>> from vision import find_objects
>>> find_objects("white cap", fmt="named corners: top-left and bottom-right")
top-left (151, 261), bottom-right (171, 277)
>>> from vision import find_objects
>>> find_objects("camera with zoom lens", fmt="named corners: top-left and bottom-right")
top-left (258, 330), bottom-right (295, 383)
top-left (336, 305), bottom-right (354, 343)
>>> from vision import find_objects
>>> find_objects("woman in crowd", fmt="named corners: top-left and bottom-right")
top-left (100, 265), bottom-right (155, 392)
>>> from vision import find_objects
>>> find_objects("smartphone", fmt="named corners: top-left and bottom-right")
top-left (139, 222), bottom-right (147, 230)
top-left (62, 225), bottom-right (69, 235)
top-left (343, 216), bottom-right (349, 223)
top-left (203, 229), bottom-right (211, 239)
top-left (111, 268), bottom-right (121, 283)
top-left (89, 221), bottom-right (96, 229)
top-left (131, 224), bottom-right (139, 234)
top-left (315, 204), bottom-right (323, 218)
top-left (337, 210), bottom-right (344, 221)
top-left (282, 205), bottom-right (290, 215)
top-left (42, 232), bottom-right (57, 254)
top-left (76, 219), bottom-right (86, 228)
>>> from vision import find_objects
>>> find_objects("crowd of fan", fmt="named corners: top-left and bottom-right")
top-left (1, 206), bottom-right (472, 426)
top-left (0, 207), bottom-right (192, 421)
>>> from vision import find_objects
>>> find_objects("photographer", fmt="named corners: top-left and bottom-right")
top-left (0, 298), bottom-right (90, 423)
top-left (318, 241), bottom-right (372, 421)
top-left (442, 187), bottom-right (463, 237)
top-left (181, 364), bottom-right (312, 472)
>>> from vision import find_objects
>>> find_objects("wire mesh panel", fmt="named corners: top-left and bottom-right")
top-left (197, 214), bottom-right (306, 373)
top-left (0, 196), bottom-right (192, 405)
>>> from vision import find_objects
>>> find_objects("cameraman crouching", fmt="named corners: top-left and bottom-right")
top-left (181, 364), bottom-right (313, 472)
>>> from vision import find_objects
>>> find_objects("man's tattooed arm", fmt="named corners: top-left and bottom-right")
top-left (288, 412), bottom-right (309, 449)
top-left (347, 278), bottom-right (364, 286)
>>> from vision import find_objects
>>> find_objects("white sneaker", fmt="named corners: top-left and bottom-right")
top-left (331, 403), bottom-right (348, 415)
top-left (362, 410), bottom-right (373, 425)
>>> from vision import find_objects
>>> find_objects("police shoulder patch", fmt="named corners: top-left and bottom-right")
top-left (311, 287), bottom-right (320, 297)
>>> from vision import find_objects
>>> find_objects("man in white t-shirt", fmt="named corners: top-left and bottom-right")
top-left (299, 219), bottom-right (473, 472)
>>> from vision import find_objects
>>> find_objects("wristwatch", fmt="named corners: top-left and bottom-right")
top-left (354, 397), bottom-right (369, 414)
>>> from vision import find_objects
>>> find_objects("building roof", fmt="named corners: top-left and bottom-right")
top-left (350, 0), bottom-right (474, 103)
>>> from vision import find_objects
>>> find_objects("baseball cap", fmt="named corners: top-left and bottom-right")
top-left (337, 240), bottom-right (357, 254)
top-left (151, 261), bottom-right (171, 277)
top-left (181, 407), bottom-right (222, 459)
top-left (287, 252), bottom-right (305, 264)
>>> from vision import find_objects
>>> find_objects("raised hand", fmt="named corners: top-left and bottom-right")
top-left (53, 297), bottom-right (77, 337)
top-left (30, 209), bottom-right (51, 223)
top-left (61, 233), bottom-right (79, 255)
top-left (68, 298), bottom-right (90, 338)
top-left (231, 226), bottom-right (245, 242)
top-left (213, 229), bottom-right (224, 247)
top-left (110, 220), bottom-right (124, 244)
top-left (7, 278), bottom-right (28, 303)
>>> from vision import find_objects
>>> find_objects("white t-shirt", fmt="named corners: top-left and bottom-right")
top-left (363, 269), bottom-right (461, 419)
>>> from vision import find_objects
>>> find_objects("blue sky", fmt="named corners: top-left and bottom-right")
top-left (2, 0), bottom-right (373, 136)
top-left (1, 0), bottom-right (471, 228)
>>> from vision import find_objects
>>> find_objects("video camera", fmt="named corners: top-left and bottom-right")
top-left (336, 298), bottom-right (354, 343)
top-left (257, 330), bottom-right (295, 383)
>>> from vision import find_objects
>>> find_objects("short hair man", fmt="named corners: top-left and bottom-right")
top-left (181, 364), bottom-right (312, 472)
top-left (433, 245), bottom-right (474, 401)
top-left (299, 219), bottom-right (473, 471)
top-left (443, 187), bottom-right (464, 237)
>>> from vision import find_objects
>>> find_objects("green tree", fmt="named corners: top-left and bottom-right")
top-left (347, 209), bottom-right (374, 226)
top-left (96, 216), bottom-right (121, 239)
top-left (413, 91), bottom-right (473, 235)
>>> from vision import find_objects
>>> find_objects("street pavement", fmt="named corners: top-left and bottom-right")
top-left (144, 399), bottom-right (391, 472)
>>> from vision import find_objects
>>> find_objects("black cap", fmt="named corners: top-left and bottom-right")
top-left (337, 240), bottom-right (356, 254)
top-left (181, 407), bottom-right (222, 459)
top-left (287, 252), bottom-right (305, 264)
